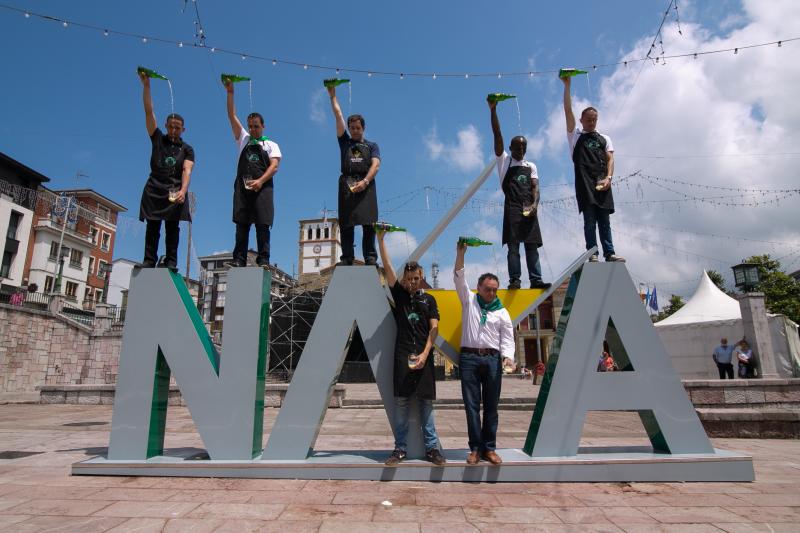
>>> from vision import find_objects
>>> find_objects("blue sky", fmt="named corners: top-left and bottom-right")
top-left (1, 1), bottom-right (798, 300)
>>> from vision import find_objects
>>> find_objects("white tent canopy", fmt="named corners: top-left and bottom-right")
top-left (655, 270), bottom-right (741, 326)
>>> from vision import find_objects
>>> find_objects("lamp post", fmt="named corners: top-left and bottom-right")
top-left (99, 262), bottom-right (112, 303)
top-left (731, 261), bottom-right (776, 378)
top-left (732, 262), bottom-right (761, 293)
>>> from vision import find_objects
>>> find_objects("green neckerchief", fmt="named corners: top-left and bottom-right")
top-left (477, 296), bottom-right (503, 325)
top-left (249, 136), bottom-right (270, 144)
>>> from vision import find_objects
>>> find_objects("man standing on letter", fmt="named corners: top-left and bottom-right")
top-left (224, 80), bottom-right (281, 267)
top-left (455, 241), bottom-right (515, 465)
top-left (561, 73), bottom-right (624, 262)
top-left (138, 71), bottom-right (194, 270)
top-left (327, 84), bottom-right (380, 265)
top-left (489, 98), bottom-right (549, 290)
top-left (378, 229), bottom-right (445, 466)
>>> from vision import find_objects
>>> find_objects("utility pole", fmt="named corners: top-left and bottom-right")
top-left (52, 194), bottom-right (75, 294)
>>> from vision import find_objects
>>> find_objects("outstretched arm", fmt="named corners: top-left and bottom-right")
top-left (561, 76), bottom-right (576, 133)
top-left (327, 86), bottom-right (346, 137)
top-left (377, 229), bottom-right (397, 287)
top-left (489, 99), bottom-right (503, 157)
top-left (140, 72), bottom-right (157, 136)
top-left (225, 81), bottom-right (244, 141)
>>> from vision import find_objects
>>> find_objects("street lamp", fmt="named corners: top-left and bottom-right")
top-left (731, 262), bottom-right (761, 293)
top-left (99, 262), bottom-right (112, 303)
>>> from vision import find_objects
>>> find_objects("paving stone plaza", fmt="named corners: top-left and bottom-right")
top-left (0, 380), bottom-right (798, 532)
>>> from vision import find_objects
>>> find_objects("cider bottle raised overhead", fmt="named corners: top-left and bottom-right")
top-left (487, 93), bottom-right (516, 103)
top-left (137, 66), bottom-right (169, 81)
top-left (323, 78), bottom-right (351, 88)
top-left (221, 73), bottom-right (251, 84)
top-left (458, 236), bottom-right (493, 247)
top-left (374, 221), bottom-right (407, 233)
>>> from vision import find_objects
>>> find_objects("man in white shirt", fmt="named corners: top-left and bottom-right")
top-left (454, 241), bottom-right (516, 465)
top-left (489, 99), bottom-right (550, 290)
top-left (224, 80), bottom-right (281, 267)
top-left (561, 74), bottom-right (624, 262)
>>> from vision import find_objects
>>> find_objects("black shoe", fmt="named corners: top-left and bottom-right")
top-left (364, 257), bottom-right (377, 266)
top-left (226, 260), bottom-right (247, 268)
top-left (336, 259), bottom-right (354, 267)
top-left (530, 280), bottom-right (552, 289)
top-left (426, 448), bottom-right (446, 466)
top-left (385, 448), bottom-right (407, 466)
top-left (605, 254), bottom-right (626, 262)
top-left (256, 260), bottom-right (270, 268)
top-left (508, 279), bottom-right (522, 290)
top-left (588, 254), bottom-right (600, 263)
top-left (141, 260), bottom-right (156, 268)
top-left (156, 256), bottom-right (178, 272)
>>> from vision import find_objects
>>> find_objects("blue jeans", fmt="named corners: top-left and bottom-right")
top-left (507, 242), bottom-right (543, 284)
top-left (393, 396), bottom-right (439, 451)
top-left (582, 205), bottom-right (615, 258)
top-left (459, 352), bottom-right (502, 452)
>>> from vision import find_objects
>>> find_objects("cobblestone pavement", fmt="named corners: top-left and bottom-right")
top-left (0, 399), bottom-right (798, 532)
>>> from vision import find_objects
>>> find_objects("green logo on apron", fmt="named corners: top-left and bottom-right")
top-left (515, 174), bottom-right (528, 184)
top-left (586, 139), bottom-right (601, 150)
top-left (407, 312), bottom-right (420, 322)
top-left (164, 156), bottom-right (177, 167)
top-left (248, 153), bottom-right (260, 163)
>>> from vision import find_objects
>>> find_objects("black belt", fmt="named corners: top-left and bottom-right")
top-left (461, 347), bottom-right (500, 356)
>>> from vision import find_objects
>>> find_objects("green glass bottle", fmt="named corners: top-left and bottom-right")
top-left (487, 93), bottom-right (516, 103)
top-left (374, 221), bottom-right (406, 232)
top-left (137, 66), bottom-right (169, 81)
top-left (221, 73), bottom-right (251, 84)
top-left (323, 78), bottom-right (351, 88)
top-left (558, 68), bottom-right (588, 78)
top-left (458, 236), bottom-right (493, 247)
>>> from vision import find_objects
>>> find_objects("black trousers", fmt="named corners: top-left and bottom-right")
top-left (144, 220), bottom-right (179, 266)
top-left (716, 362), bottom-right (734, 379)
top-left (234, 223), bottom-right (270, 265)
top-left (340, 224), bottom-right (377, 262)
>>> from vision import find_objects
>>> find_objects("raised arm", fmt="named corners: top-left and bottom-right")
top-left (139, 72), bottom-right (157, 136)
top-left (225, 81), bottom-right (244, 141)
top-left (489, 99), bottom-right (504, 157)
top-left (454, 241), bottom-right (470, 302)
top-left (376, 229), bottom-right (397, 287)
top-left (327, 86), bottom-right (346, 137)
top-left (561, 75), bottom-right (576, 133)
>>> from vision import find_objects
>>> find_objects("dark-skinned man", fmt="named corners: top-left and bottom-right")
top-left (224, 81), bottom-right (281, 268)
top-left (489, 98), bottom-right (550, 290)
top-left (327, 84), bottom-right (380, 266)
top-left (378, 229), bottom-right (445, 467)
top-left (455, 241), bottom-right (516, 465)
top-left (137, 71), bottom-right (194, 271)
top-left (561, 74), bottom-right (624, 262)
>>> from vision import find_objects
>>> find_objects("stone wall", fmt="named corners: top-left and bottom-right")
top-left (0, 303), bottom-right (122, 394)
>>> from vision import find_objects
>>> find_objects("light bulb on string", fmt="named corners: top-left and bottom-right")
top-left (303, 64), bottom-right (308, 70)
top-left (778, 41), bottom-right (782, 47)
top-left (142, 37), bottom-right (147, 43)
top-left (734, 48), bottom-right (738, 55)
top-left (529, 72), bottom-right (533, 77)
top-left (465, 74), bottom-right (469, 79)
top-left (24, 12), bottom-right (30, 18)
top-left (432, 73), bottom-right (437, 80)
top-left (210, 47), bottom-right (216, 52)
top-left (103, 29), bottom-right (109, 36)
top-left (400, 73), bottom-right (404, 80)
top-left (271, 59), bottom-right (276, 65)
top-left (178, 42), bottom-right (183, 48)
top-left (62, 21), bottom-right (68, 28)
top-left (336, 68), bottom-right (340, 75)
top-left (367, 72), bottom-right (372, 78)
top-left (241, 54), bottom-right (246, 60)
top-left (497, 73), bottom-right (502, 79)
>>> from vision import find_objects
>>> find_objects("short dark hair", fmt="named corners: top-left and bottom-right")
top-left (510, 135), bottom-right (527, 146)
top-left (580, 107), bottom-right (598, 118)
top-left (247, 112), bottom-right (265, 126)
top-left (165, 113), bottom-right (185, 126)
top-left (478, 273), bottom-right (499, 286)
top-left (347, 114), bottom-right (365, 128)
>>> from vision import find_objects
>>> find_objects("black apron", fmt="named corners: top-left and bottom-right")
top-left (338, 140), bottom-right (378, 227)
top-left (501, 163), bottom-right (542, 246)
top-left (572, 131), bottom-right (614, 213)
top-left (391, 285), bottom-right (437, 400)
top-left (139, 129), bottom-right (192, 222)
top-left (232, 140), bottom-right (274, 226)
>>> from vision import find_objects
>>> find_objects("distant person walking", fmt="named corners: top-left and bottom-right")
top-left (712, 338), bottom-right (735, 379)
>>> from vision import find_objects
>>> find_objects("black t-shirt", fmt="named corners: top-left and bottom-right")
top-left (337, 131), bottom-right (380, 177)
top-left (149, 128), bottom-right (195, 187)
top-left (389, 281), bottom-right (439, 358)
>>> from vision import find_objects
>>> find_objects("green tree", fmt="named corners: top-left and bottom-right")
top-left (706, 269), bottom-right (731, 294)
top-left (741, 255), bottom-right (800, 324)
top-left (652, 294), bottom-right (686, 322)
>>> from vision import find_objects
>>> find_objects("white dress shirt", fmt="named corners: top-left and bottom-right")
top-left (454, 268), bottom-right (515, 362)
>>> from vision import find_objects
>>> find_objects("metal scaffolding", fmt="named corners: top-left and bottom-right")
top-left (267, 287), bottom-right (326, 381)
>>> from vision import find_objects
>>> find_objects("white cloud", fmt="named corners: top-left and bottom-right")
top-left (384, 230), bottom-right (419, 265)
top-left (424, 124), bottom-right (484, 172)
top-left (309, 88), bottom-right (327, 124)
